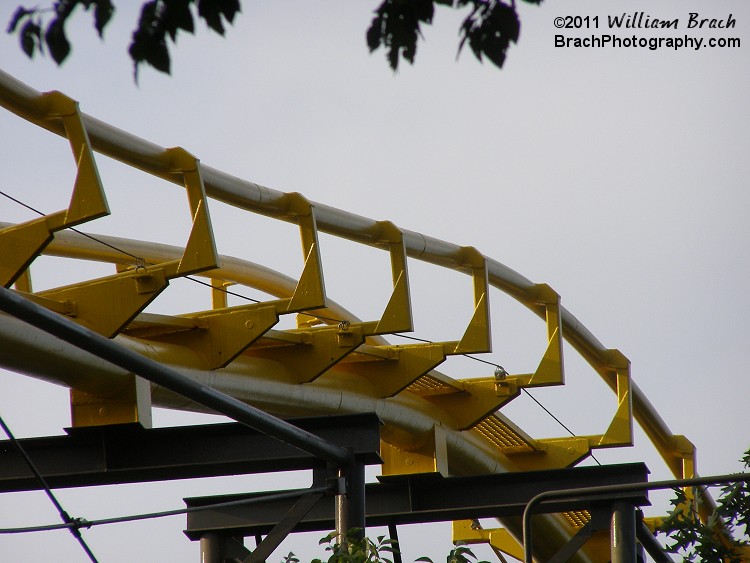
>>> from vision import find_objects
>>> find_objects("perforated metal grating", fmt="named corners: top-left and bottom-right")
top-left (405, 374), bottom-right (457, 395)
top-left (562, 510), bottom-right (591, 529)
top-left (473, 415), bottom-right (537, 453)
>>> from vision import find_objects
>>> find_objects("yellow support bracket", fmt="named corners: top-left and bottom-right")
top-left (12, 270), bottom-right (33, 293)
top-left (452, 520), bottom-right (525, 562)
top-left (449, 246), bottom-right (491, 355)
top-left (336, 342), bottom-right (447, 398)
top-left (365, 221), bottom-right (413, 336)
top-left (421, 377), bottom-right (519, 430)
top-left (36, 147), bottom-right (219, 338)
top-left (408, 282), bottom-right (560, 431)
top-left (381, 425), bottom-right (449, 476)
top-left (508, 436), bottom-right (592, 471)
top-left (584, 350), bottom-right (633, 449)
top-left (70, 374), bottom-right (153, 428)
top-left (504, 284), bottom-right (565, 389)
top-left (670, 434), bottom-right (697, 479)
top-left (244, 323), bottom-right (367, 384)
top-left (502, 350), bottom-right (633, 471)
top-left (144, 192), bottom-right (328, 369)
top-left (165, 148), bottom-right (220, 277)
top-left (1, 91), bottom-right (109, 288)
top-left (294, 232), bottom-right (490, 398)
top-left (239, 221), bottom-right (412, 382)
top-left (387, 247), bottom-right (493, 421)
top-left (507, 349), bottom-right (634, 471)
top-left (278, 192), bottom-right (326, 313)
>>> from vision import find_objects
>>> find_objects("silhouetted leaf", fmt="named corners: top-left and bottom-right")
top-left (45, 18), bottom-right (71, 64)
top-left (146, 39), bottom-right (170, 73)
top-left (458, 0), bottom-right (519, 69)
top-left (19, 20), bottom-right (41, 58)
top-left (197, 0), bottom-right (240, 35)
top-left (219, 0), bottom-right (241, 24)
top-left (92, 0), bottom-right (114, 37)
top-left (129, 0), bottom-right (172, 80)
top-left (162, 0), bottom-right (195, 41)
top-left (10, 0), bottom-right (539, 79)
top-left (368, 0), bottom-right (435, 70)
top-left (7, 6), bottom-right (32, 33)
top-left (52, 0), bottom-right (78, 22)
top-left (366, 19), bottom-right (381, 52)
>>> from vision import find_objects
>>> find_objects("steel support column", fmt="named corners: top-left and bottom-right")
top-left (337, 461), bottom-right (365, 542)
top-left (636, 516), bottom-right (674, 563)
top-left (200, 534), bottom-right (248, 563)
top-left (611, 501), bottom-right (637, 563)
top-left (388, 524), bottom-right (403, 563)
top-left (200, 534), bottom-right (224, 563)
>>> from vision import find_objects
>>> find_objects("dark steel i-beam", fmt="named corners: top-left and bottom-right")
top-left (183, 463), bottom-right (651, 539)
top-left (0, 287), bottom-right (351, 466)
top-left (0, 414), bottom-right (382, 492)
top-left (522, 472), bottom-right (750, 563)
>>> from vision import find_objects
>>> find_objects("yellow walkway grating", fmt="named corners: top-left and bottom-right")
top-left (473, 414), bottom-right (537, 453)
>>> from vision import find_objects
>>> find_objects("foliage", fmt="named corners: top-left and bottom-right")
top-left (312, 530), bottom-right (399, 563)
top-left (6, 0), bottom-right (238, 81)
top-left (658, 449), bottom-right (750, 562)
top-left (366, 0), bottom-right (537, 71)
top-left (6, 0), bottom-right (544, 81)
top-left (415, 541), bottom-right (490, 563)
top-left (283, 530), bottom-right (489, 563)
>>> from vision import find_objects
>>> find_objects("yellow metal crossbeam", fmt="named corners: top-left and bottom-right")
top-left (0, 91), bottom-right (109, 288)
top-left (36, 148), bottom-right (218, 338)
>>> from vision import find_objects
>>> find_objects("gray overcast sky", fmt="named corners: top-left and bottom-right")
top-left (1, 1), bottom-right (749, 561)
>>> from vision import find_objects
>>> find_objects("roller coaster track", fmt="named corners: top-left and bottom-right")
top-left (0, 69), bottom-right (705, 561)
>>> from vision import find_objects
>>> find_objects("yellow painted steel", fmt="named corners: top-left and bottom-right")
top-left (0, 70), bottom-right (725, 561)
top-left (453, 520), bottom-right (525, 562)
top-left (130, 192), bottom-right (328, 370)
top-left (70, 374), bottom-right (153, 427)
top-left (34, 147), bottom-right (219, 339)
top-left (0, 91), bottom-right (109, 288)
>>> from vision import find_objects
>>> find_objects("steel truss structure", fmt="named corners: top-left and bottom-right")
top-left (0, 69), bottom-right (731, 561)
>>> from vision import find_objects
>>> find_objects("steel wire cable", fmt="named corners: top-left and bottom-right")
top-left (3, 190), bottom-right (600, 469)
top-left (0, 414), bottom-right (99, 562)
top-left (1, 189), bottom-right (265, 304)
top-left (0, 486), bottom-right (330, 535)
top-left (392, 333), bottom-right (601, 463)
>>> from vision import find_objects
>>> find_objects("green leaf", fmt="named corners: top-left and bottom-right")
top-left (319, 531), bottom-right (337, 544)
